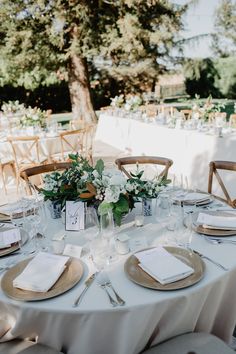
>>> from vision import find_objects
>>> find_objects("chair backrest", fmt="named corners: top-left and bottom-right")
top-left (20, 162), bottom-right (72, 195)
top-left (115, 156), bottom-right (173, 179)
top-left (59, 128), bottom-right (87, 160)
top-left (180, 109), bottom-right (192, 120)
top-left (7, 135), bottom-right (40, 169)
top-left (229, 114), bottom-right (236, 128)
top-left (208, 160), bottom-right (236, 207)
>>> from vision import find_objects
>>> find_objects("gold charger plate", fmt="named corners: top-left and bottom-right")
top-left (124, 246), bottom-right (205, 291)
top-left (0, 228), bottom-right (28, 257)
top-left (191, 211), bottom-right (236, 237)
top-left (1, 257), bottom-right (83, 301)
top-left (0, 243), bottom-right (20, 257)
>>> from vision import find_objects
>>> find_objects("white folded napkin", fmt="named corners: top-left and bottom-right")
top-left (135, 246), bottom-right (194, 285)
top-left (0, 227), bottom-right (21, 249)
top-left (197, 212), bottom-right (236, 230)
top-left (13, 252), bottom-right (69, 292)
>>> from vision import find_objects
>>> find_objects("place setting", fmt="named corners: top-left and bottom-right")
top-left (191, 210), bottom-right (236, 237)
top-left (124, 245), bottom-right (205, 291)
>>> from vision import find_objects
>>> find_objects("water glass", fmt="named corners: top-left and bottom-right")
top-left (100, 211), bottom-right (118, 264)
top-left (83, 206), bottom-right (100, 255)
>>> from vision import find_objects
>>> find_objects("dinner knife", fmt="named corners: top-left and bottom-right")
top-left (73, 272), bottom-right (98, 307)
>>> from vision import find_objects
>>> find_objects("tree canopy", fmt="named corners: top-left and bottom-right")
top-left (0, 0), bottom-right (189, 120)
top-left (213, 0), bottom-right (236, 57)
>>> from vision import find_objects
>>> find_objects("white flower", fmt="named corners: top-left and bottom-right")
top-left (92, 170), bottom-right (99, 178)
top-left (104, 186), bottom-right (121, 203)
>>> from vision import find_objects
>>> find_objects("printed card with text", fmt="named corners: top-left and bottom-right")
top-left (65, 201), bottom-right (85, 231)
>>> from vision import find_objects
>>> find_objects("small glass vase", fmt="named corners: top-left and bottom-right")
top-left (142, 197), bottom-right (152, 216)
top-left (47, 200), bottom-right (62, 219)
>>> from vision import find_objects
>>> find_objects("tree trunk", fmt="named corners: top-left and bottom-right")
top-left (68, 54), bottom-right (97, 123)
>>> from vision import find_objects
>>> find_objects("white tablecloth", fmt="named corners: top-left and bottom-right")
top-left (94, 114), bottom-right (236, 198)
top-left (0, 133), bottom-right (79, 163)
top-left (0, 206), bottom-right (236, 354)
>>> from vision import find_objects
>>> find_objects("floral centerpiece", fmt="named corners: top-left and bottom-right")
top-left (20, 107), bottom-right (48, 127)
top-left (40, 154), bottom-right (170, 225)
top-left (124, 95), bottom-right (143, 111)
top-left (193, 95), bottom-right (226, 122)
top-left (1, 100), bottom-right (26, 115)
top-left (110, 94), bottom-right (125, 108)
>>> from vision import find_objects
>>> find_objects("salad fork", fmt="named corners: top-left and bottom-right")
top-left (101, 272), bottom-right (126, 306)
top-left (97, 275), bottom-right (119, 307)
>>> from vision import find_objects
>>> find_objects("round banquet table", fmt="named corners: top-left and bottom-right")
top-left (0, 205), bottom-right (236, 354)
top-left (0, 131), bottom-right (78, 163)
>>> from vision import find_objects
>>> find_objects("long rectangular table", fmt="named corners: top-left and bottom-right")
top-left (94, 114), bottom-right (236, 197)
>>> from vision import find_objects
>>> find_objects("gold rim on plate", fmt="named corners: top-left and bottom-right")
top-left (0, 243), bottom-right (20, 257)
top-left (0, 228), bottom-right (28, 257)
top-left (1, 257), bottom-right (83, 301)
top-left (124, 246), bottom-right (205, 291)
top-left (191, 211), bottom-right (236, 237)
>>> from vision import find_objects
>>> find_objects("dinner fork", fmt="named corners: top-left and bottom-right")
top-left (193, 249), bottom-right (228, 271)
top-left (97, 275), bottom-right (119, 307)
top-left (101, 272), bottom-right (125, 306)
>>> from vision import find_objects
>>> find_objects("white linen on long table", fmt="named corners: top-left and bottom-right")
top-left (94, 114), bottom-right (236, 197)
top-left (0, 207), bottom-right (236, 354)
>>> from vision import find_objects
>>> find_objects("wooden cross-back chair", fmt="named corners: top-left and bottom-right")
top-left (59, 128), bottom-right (87, 161)
top-left (7, 136), bottom-right (41, 168)
top-left (0, 158), bottom-right (16, 194)
top-left (229, 114), bottom-right (236, 128)
top-left (208, 160), bottom-right (236, 208)
top-left (180, 109), bottom-right (192, 120)
top-left (20, 161), bottom-right (72, 195)
top-left (115, 156), bottom-right (173, 179)
top-left (7, 135), bottom-right (47, 188)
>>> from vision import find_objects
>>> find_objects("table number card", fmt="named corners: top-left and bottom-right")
top-left (65, 201), bottom-right (85, 231)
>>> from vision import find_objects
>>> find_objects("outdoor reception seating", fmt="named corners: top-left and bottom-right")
top-left (20, 162), bottom-right (72, 195)
top-left (208, 160), bottom-right (236, 207)
top-left (115, 156), bottom-right (173, 179)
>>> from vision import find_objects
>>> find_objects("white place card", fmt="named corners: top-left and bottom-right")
top-left (129, 237), bottom-right (148, 252)
top-left (63, 244), bottom-right (82, 259)
top-left (0, 228), bottom-right (21, 248)
top-left (65, 201), bottom-right (85, 231)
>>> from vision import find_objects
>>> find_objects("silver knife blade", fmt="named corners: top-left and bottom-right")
top-left (73, 272), bottom-right (98, 307)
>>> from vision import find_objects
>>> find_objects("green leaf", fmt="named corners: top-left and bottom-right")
top-left (98, 201), bottom-right (113, 215)
top-left (95, 159), bottom-right (104, 175)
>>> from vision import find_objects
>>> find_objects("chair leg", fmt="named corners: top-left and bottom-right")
top-left (0, 164), bottom-right (7, 194)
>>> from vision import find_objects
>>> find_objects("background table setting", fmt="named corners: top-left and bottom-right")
top-left (0, 190), bottom-right (236, 354)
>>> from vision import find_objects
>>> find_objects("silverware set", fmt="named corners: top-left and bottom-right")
top-left (97, 272), bottom-right (125, 307)
top-left (72, 271), bottom-right (125, 308)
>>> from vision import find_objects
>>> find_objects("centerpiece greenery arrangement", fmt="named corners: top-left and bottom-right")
top-left (1, 100), bottom-right (25, 115)
top-left (40, 154), bottom-right (170, 225)
top-left (20, 107), bottom-right (48, 127)
top-left (1, 100), bottom-right (48, 128)
top-left (192, 95), bottom-right (226, 122)
top-left (110, 94), bottom-right (143, 112)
